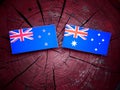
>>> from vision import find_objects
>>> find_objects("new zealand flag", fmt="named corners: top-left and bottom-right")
top-left (9, 24), bottom-right (58, 54)
top-left (62, 24), bottom-right (111, 56)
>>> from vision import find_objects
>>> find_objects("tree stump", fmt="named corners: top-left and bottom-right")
top-left (0, 0), bottom-right (120, 90)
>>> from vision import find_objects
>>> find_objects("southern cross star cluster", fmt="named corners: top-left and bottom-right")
top-left (37, 29), bottom-right (51, 46)
top-left (71, 33), bottom-right (105, 52)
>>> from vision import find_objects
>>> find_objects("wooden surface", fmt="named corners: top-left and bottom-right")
top-left (0, 0), bottom-right (120, 90)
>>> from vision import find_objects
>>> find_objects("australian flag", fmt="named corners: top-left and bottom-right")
top-left (62, 24), bottom-right (111, 56)
top-left (9, 24), bottom-right (58, 54)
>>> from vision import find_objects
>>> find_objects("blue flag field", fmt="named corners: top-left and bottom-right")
top-left (9, 24), bottom-right (58, 54)
top-left (62, 24), bottom-right (111, 56)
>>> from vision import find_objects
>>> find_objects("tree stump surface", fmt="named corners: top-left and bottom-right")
top-left (0, 0), bottom-right (120, 90)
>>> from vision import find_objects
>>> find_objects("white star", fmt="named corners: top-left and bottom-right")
top-left (44, 42), bottom-right (48, 46)
top-left (71, 40), bottom-right (77, 46)
top-left (98, 33), bottom-right (101, 36)
top-left (91, 38), bottom-right (94, 41)
top-left (95, 48), bottom-right (98, 51)
top-left (48, 33), bottom-right (51, 35)
top-left (98, 43), bottom-right (101, 45)
top-left (38, 35), bottom-right (42, 38)
top-left (102, 39), bottom-right (105, 42)
top-left (43, 29), bottom-right (46, 32)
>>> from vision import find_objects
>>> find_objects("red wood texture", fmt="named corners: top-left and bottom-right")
top-left (0, 0), bottom-right (120, 90)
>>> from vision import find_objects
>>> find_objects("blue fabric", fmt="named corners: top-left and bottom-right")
top-left (9, 24), bottom-right (58, 54)
top-left (62, 24), bottom-right (111, 56)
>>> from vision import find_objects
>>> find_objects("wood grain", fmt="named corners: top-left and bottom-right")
top-left (0, 0), bottom-right (120, 90)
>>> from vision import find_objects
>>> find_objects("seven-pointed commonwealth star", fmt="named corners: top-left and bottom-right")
top-left (71, 40), bottom-right (77, 46)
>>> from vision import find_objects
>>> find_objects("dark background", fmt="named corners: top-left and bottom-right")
top-left (0, 0), bottom-right (120, 90)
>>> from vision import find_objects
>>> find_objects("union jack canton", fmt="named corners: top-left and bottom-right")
top-left (10, 28), bottom-right (33, 43)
